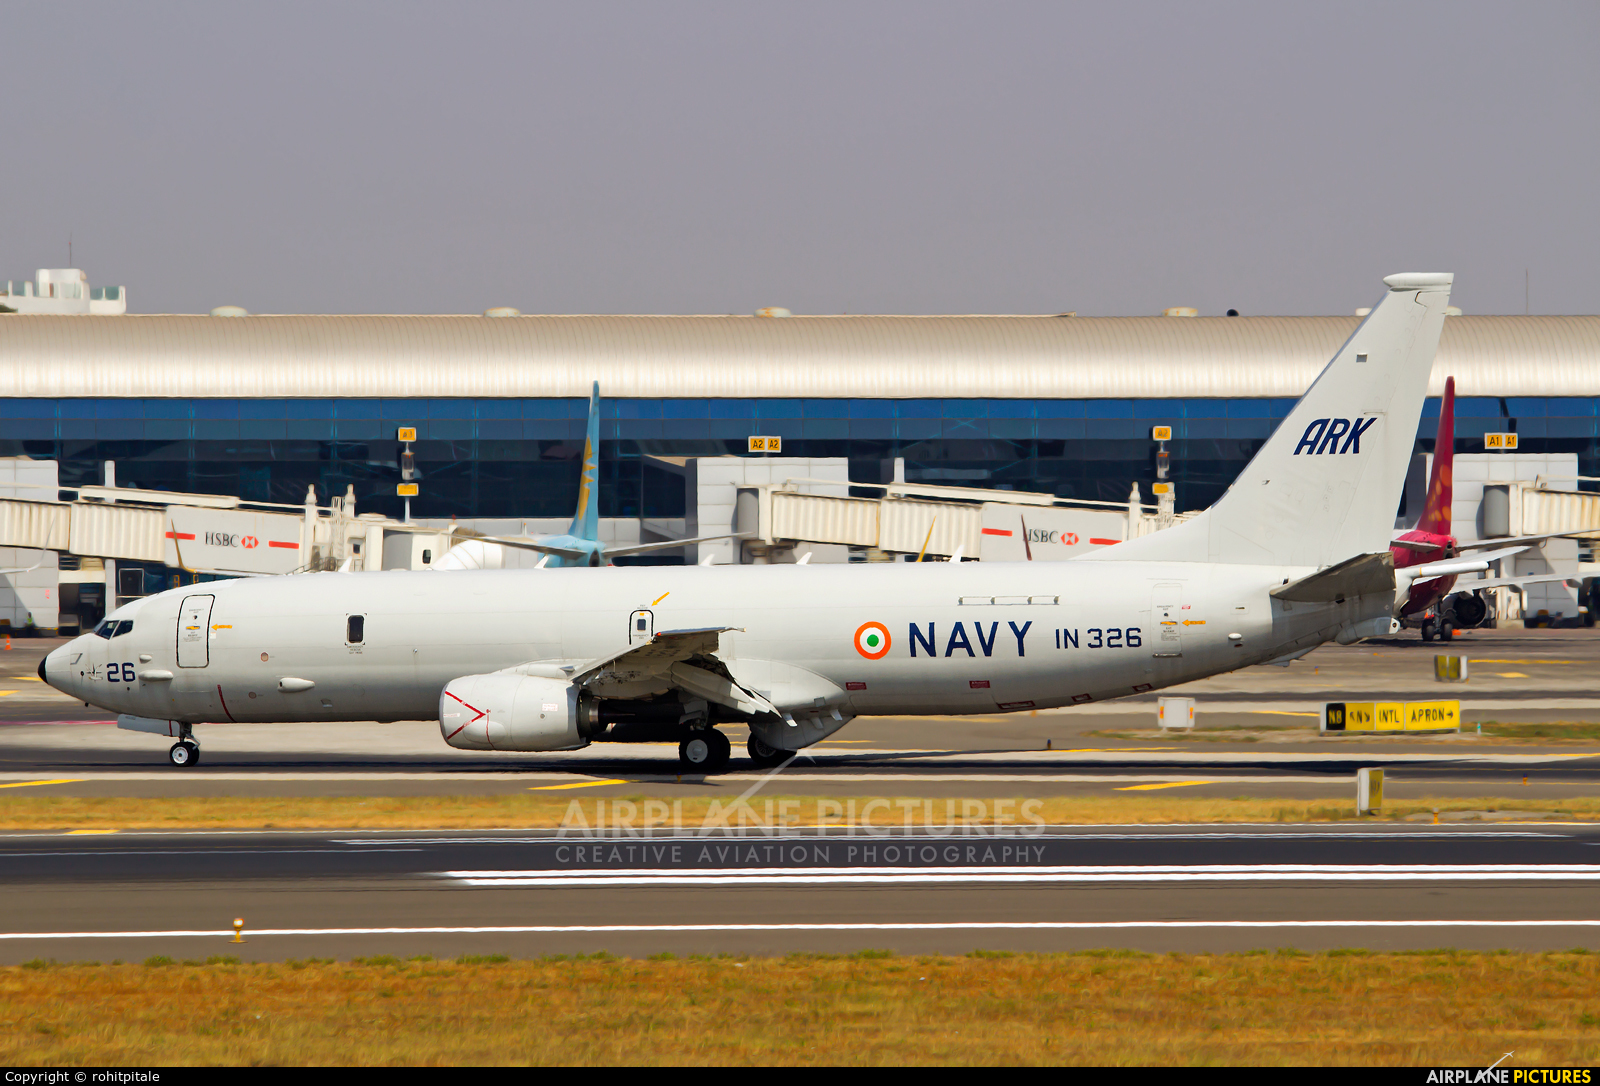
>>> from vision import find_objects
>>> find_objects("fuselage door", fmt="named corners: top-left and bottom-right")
top-left (1151, 583), bottom-right (1183, 657)
top-left (628, 609), bottom-right (654, 646)
top-left (176, 594), bottom-right (215, 668)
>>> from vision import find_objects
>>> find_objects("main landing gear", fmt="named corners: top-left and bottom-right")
top-left (1420, 617), bottom-right (1454, 642)
top-left (679, 729), bottom-right (730, 773)
top-left (168, 740), bottom-right (200, 767)
top-left (747, 733), bottom-right (792, 769)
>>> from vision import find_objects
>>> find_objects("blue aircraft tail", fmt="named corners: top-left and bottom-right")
top-left (567, 381), bottom-right (601, 542)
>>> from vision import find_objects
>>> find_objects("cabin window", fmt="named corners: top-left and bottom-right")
top-left (347, 615), bottom-right (365, 644)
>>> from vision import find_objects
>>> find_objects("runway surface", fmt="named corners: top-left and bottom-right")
top-left (3, 823), bottom-right (1599, 960)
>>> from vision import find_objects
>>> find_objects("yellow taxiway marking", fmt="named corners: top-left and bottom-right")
top-left (1115, 780), bottom-right (1217, 792)
top-left (67, 829), bottom-right (117, 835)
top-left (0, 778), bottom-right (82, 789)
top-left (652, 592), bottom-right (670, 606)
top-left (1494, 672), bottom-right (1531, 678)
top-left (529, 778), bottom-right (631, 791)
top-left (0, 691), bottom-right (15, 696)
top-left (1472, 659), bottom-right (1580, 665)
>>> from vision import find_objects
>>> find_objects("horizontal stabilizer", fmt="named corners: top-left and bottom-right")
top-left (1271, 552), bottom-right (1395, 603)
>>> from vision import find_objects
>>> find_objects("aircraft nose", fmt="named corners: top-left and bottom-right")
top-left (39, 643), bottom-right (76, 694)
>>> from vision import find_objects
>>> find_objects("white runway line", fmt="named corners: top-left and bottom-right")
top-left (3, 919), bottom-right (1600, 940)
top-left (442, 864), bottom-right (1600, 887)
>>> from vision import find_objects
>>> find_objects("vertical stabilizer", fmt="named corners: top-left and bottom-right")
top-left (567, 381), bottom-right (601, 542)
top-left (1416, 376), bottom-right (1455, 537)
top-left (1087, 273), bottom-right (1453, 568)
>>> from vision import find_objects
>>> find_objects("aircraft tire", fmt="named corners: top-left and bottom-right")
top-left (679, 731), bottom-right (729, 773)
top-left (706, 728), bottom-right (731, 771)
top-left (1440, 621), bottom-right (1455, 641)
top-left (1421, 622), bottom-right (1435, 642)
top-left (747, 734), bottom-right (791, 769)
top-left (169, 741), bottom-right (199, 768)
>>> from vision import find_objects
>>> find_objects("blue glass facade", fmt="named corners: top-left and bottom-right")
top-left (4, 397), bottom-right (1596, 521)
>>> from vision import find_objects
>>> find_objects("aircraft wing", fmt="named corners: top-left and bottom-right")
top-left (379, 523), bottom-right (590, 562)
top-left (467, 534), bottom-right (589, 561)
top-left (1451, 573), bottom-right (1582, 593)
top-left (603, 532), bottom-right (752, 558)
top-left (1403, 546), bottom-right (1530, 580)
top-left (561, 626), bottom-right (782, 717)
top-left (1456, 531), bottom-right (1600, 551)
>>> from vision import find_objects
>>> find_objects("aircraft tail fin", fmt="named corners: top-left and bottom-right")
top-left (567, 381), bottom-right (601, 542)
top-left (1087, 273), bottom-right (1453, 569)
top-left (1416, 375), bottom-right (1455, 537)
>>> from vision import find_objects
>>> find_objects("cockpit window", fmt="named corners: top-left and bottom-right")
top-left (111, 621), bottom-right (133, 638)
top-left (93, 619), bottom-right (133, 639)
top-left (92, 621), bottom-right (113, 639)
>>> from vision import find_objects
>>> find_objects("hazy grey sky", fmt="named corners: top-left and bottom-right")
top-left (4, 2), bottom-right (1596, 317)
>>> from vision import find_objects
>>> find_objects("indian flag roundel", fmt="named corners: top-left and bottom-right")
top-left (854, 621), bottom-right (891, 660)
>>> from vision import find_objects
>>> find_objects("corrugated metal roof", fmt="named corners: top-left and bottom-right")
top-left (0, 313), bottom-right (1596, 399)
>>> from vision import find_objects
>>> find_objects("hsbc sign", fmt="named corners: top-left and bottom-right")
top-left (204, 532), bottom-right (261, 549)
top-left (165, 508), bottom-right (304, 575)
top-left (978, 503), bottom-right (1129, 563)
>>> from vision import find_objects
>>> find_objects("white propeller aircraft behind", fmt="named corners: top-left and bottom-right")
top-left (43, 273), bottom-right (1454, 771)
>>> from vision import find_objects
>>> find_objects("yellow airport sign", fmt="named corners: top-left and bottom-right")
top-left (1406, 700), bottom-right (1460, 731)
top-left (1484, 432), bottom-right (1518, 450)
top-left (1150, 426), bottom-right (1172, 441)
top-left (397, 483), bottom-right (419, 497)
top-left (1151, 482), bottom-right (1173, 495)
top-left (748, 436), bottom-right (782, 453)
top-left (1322, 699), bottom-right (1459, 733)
top-left (396, 427), bottom-right (417, 443)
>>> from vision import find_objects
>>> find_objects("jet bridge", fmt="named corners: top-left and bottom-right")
top-left (736, 475), bottom-right (1189, 561)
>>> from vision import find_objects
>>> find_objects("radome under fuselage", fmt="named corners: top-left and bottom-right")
top-left (45, 560), bottom-right (1367, 731)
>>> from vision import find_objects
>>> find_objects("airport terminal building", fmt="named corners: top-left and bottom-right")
top-left (1, 311), bottom-right (1598, 525)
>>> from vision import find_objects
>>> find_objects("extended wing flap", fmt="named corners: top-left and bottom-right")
top-left (1271, 551), bottom-right (1395, 603)
top-left (571, 626), bottom-right (742, 684)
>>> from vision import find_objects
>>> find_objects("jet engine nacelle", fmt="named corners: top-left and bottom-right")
top-left (1441, 591), bottom-right (1489, 629)
top-left (439, 673), bottom-right (598, 752)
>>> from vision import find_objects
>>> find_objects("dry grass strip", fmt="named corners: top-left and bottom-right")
top-left (4, 951), bottom-right (1600, 1065)
top-left (2, 793), bottom-right (1600, 831)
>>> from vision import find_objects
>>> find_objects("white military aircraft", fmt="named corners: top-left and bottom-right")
top-left (43, 273), bottom-right (1453, 771)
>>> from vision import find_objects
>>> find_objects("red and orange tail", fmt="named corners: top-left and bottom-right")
top-left (1417, 376), bottom-right (1455, 536)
